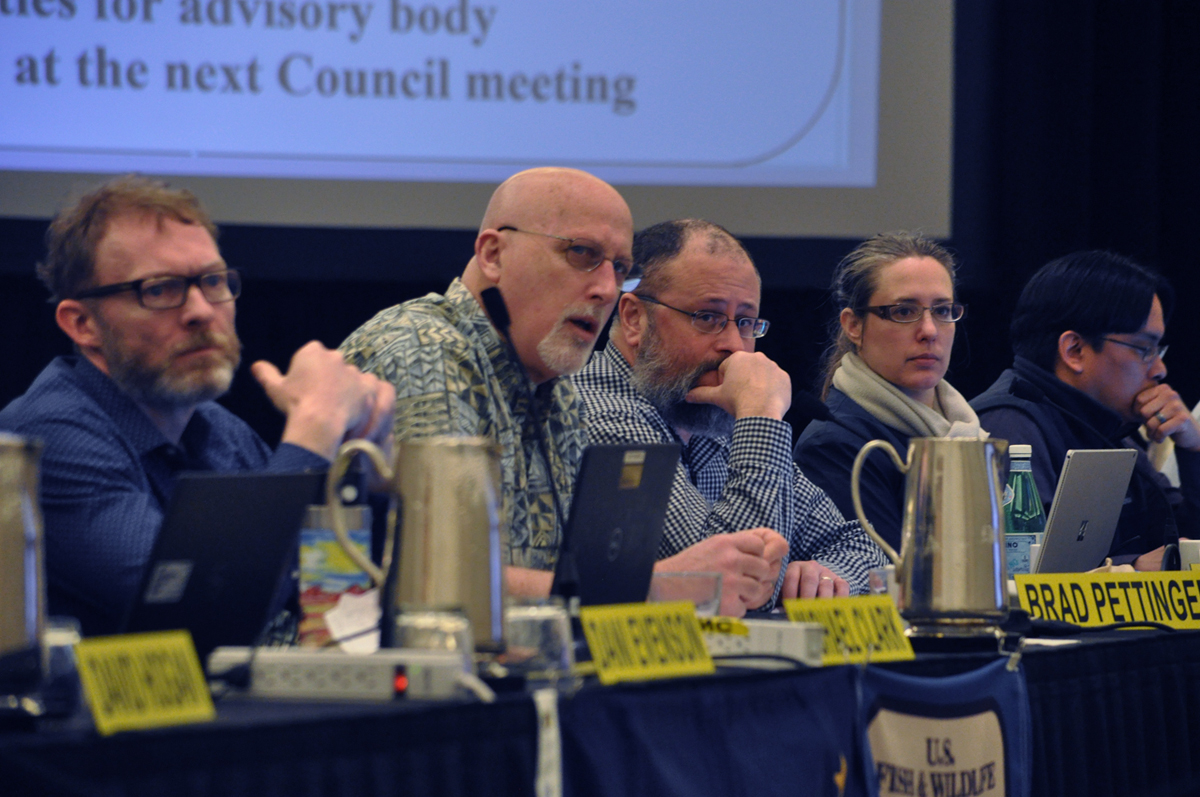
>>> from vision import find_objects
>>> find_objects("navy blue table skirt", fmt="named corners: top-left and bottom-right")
top-left (4, 630), bottom-right (1200, 797)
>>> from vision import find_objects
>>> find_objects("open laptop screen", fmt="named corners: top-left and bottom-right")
top-left (121, 471), bottom-right (323, 661)
top-left (552, 444), bottom-right (680, 607)
top-left (1034, 449), bottom-right (1138, 574)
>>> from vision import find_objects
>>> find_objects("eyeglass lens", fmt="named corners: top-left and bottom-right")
top-left (140, 271), bottom-right (241, 309)
top-left (499, 226), bottom-right (641, 289)
top-left (665, 305), bottom-right (768, 339)
top-left (693, 315), bottom-right (768, 338)
top-left (561, 241), bottom-right (640, 286)
top-left (1103, 337), bottom-right (1167, 362)
top-left (880, 303), bottom-right (964, 323)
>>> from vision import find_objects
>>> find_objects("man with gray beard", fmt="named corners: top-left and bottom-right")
top-left (0, 175), bottom-right (395, 635)
top-left (575, 219), bottom-right (888, 614)
top-left (341, 167), bottom-right (637, 597)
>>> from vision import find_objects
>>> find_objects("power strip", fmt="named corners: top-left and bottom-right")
top-left (699, 618), bottom-right (825, 667)
top-left (207, 647), bottom-right (465, 701)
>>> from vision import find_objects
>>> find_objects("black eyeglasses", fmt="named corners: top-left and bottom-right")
top-left (73, 269), bottom-right (242, 310)
top-left (496, 226), bottom-right (642, 291)
top-left (634, 294), bottom-right (770, 339)
top-left (864, 302), bottom-right (966, 324)
top-left (1102, 337), bottom-right (1168, 363)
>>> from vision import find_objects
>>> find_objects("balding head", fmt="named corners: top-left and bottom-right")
top-left (478, 167), bottom-right (630, 237)
top-left (629, 219), bottom-right (756, 300)
top-left (465, 167), bottom-right (633, 384)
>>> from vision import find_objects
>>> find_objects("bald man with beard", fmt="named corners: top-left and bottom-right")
top-left (342, 169), bottom-right (788, 600)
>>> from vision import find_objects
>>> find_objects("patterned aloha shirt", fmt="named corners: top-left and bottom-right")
top-left (340, 279), bottom-right (585, 570)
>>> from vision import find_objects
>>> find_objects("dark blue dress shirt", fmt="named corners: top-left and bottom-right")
top-left (0, 356), bottom-right (327, 634)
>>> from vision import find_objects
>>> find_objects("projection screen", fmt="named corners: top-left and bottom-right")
top-left (0, 0), bottom-right (953, 237)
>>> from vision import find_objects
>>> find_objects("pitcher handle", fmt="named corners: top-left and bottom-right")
top-left (326, 439), bottom-right (393, 586)
top-left (851, 439), bottom-right (907, 565)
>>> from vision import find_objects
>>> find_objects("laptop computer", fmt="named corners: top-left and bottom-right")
top-left (551, 443), bottom-right (681, 606)
top-left (122, 471), bottom-right (324, 661)
top-left (1033, 449), bottom-right (1138, 573)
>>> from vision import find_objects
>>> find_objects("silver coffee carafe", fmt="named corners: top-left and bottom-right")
top-left (0, 433), bottom-right (46, 697)
top-left (327, 436), bottom-right (506, 652)
top-left (852, 437), bottom-right (1009, 636)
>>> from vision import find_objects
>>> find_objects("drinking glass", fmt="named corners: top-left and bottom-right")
top-left (646, 572), bottom-right (722, 616)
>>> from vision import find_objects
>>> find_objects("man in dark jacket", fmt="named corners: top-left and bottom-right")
top-left (972, 250), bottom-right (1199, 570)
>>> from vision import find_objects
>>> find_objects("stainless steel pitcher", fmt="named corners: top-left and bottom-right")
top-left (851, 437), bottom-right (1009, 635)
top-left (326, 437), bottom-right (505, 652)
top-left (0, 434), bottom-right (46, 691)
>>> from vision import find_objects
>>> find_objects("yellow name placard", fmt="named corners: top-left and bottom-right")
top-left (75, 630), bottom-right (215, 736)
top-left (580, 601), bottom-right (715, 685)
top-left (783, 595), bottom-right (914, 665)
top-left (697, 616), bottom-right (749, 636)
top-left (1015, 572), bottom-right (1200, 629)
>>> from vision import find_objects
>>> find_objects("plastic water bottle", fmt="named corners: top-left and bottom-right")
top-left (1004, 444), bottom-right (1046, 575)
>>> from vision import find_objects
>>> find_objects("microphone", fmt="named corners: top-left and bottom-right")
top-left (480, 288), bottom-right (580, 598)
top-left (480, 286), bottom-right (511, 334)
top-left (1007, 377), bottom-right (1179, 568)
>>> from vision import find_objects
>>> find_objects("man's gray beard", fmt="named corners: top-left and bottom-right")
top-left (536, 324), bottom-right (594, 377)
top-left (100, 326), bottom-right (241, 411)
top-left (536, 303), bottom-right (607, 377)
top-left (629, 323), bottom-right (735, 439)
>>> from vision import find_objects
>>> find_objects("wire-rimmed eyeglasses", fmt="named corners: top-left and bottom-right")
top-left (1102, 337), bottom-right (1168, 363)
top-left (634, 294), bottom-right (769, 339)
top-left (864, 302), bottom-right (966, 324)
top-left (497, 226), bottom-right (641, 291)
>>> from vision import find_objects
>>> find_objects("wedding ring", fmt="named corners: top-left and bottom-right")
top-left (820, 576), bottom-right (834, 582)
top-left (1156, 411), bottom-right (1169, 424)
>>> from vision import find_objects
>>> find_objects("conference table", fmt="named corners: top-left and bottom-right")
top-left (3, 628), bottom-right (1200, 797)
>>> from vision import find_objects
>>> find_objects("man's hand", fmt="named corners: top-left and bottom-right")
top-left (684, 351), bottom-right (791, 421)
top-left (1133, 545), bottom-right (1168, 572)
top-left (1136, 382), bottom-right (1200, 450)
top-left (252, 341), bottom-right (396, 461)
top-left (655, 528), bottom-right (785, 616)
top-left (745, 527), bottom-right (788, 608)
top-left (783, 560), bottom-right (849, 599)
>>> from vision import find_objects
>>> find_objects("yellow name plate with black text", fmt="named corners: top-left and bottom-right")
top-left (580, 601), bottom-right (715, 685)
top-left (784, 595), bottom-right (914, 665)
top-left (75, 630), bottom-right (215, 736)
top-left (1016, 571), bottom-right (1200, 629)
top-left (697, 616), bottom-right (749, 637)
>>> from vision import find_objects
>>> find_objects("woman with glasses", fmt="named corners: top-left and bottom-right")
top-left (792, 232), bottom-right (986, 552)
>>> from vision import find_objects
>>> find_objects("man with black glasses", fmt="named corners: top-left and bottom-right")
top-left (0, 175), bottom-right (394, 634)
top-left (574, 219), bottom-right (887, 615)
top-left (972, 250), bottom-right (1200, 569)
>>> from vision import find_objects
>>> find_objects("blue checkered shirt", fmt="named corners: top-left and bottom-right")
top-left (574, 343), bottom-right (887, 601)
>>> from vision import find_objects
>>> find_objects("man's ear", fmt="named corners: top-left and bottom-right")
top-left (1057, 330), bottom-right (1088, 375)
top-left (55, 300), bottom-right (102, 351)
top-left (617, 293), bottom-right (649, 349)
top-left (475, 229), bottom-right (504, 283)
top-left (839, 307), bottom-right (863, 348)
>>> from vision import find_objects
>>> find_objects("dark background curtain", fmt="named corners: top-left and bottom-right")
top-left (3, 1), bottom-right (1198, 445)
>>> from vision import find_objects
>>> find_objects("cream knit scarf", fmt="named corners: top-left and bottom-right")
top-left (831, 352), bottom-right (987, 439)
